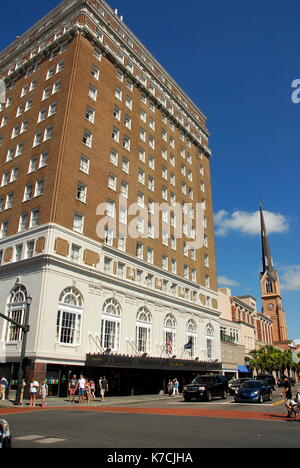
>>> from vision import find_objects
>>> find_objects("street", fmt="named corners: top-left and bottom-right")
top-left (1, 385), bottom-right (300, 449)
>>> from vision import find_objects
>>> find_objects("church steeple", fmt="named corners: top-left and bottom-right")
top-left (259, 203), bottom-right (290, 348)
top-left (260, 203), bottom-right (274, 273)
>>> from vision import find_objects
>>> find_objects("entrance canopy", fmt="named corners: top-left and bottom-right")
top-left (86, 353), bottom-right (222, 373)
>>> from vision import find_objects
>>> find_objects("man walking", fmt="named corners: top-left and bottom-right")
top-left (100, 376), bottom-right (109, 402)
top-left (69, 375), bottom-right (78, 403)
top-left (77, 375), bottom-right (86, 404)
top-left (281, 376), bottom-right (293, 418)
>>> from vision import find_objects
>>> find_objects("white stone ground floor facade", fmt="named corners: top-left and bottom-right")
top-left (0, 224), bottom-right (222, 395)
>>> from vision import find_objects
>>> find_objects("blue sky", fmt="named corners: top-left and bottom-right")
top-left (1, 0), bottom-right (299, 338)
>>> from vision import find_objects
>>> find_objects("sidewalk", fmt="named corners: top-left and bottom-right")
top-left (0, 393), bottom-right (171, 409)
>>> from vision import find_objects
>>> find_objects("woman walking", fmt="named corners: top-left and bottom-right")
top-left (90, 380), bottom-right (96, 400)
top-left (85, 379), bottom-right (91, 404)
top-left (167, 379), bottom-right (173, 397)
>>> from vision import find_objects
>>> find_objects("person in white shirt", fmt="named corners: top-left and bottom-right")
top-left (77, 375), bottom-right (86, 404)
top-left (29, 378), bottom-right (40, 407)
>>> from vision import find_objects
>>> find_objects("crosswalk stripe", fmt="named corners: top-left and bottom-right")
top-left (15, 435), bottom-right (66, 444)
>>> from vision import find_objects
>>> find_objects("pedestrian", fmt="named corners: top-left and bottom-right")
top-left (69, 374), bottom-right (78, 403)
top-left (167, 379), bottom-right (173, 396)
top-left (29, 378), bottom-right (40, 407)
top-left (20, 379), bottom-right (26, 405)
top-left (280, 376), bottom-right (293, 418)
top-left (100, 376), bottom-right (109, 402)
top-left (172, 378), bottom-right (179, 397)
top-left (85, 379), bottom-right (91, 404)
top-left (40, 379), bottom-right (48, 408)
top-left (77, 374), bottom-right (86, 404)
top-left (0, 376), bottom-right (8, 401)
top-left (90, 380), bottom-right (96, 400)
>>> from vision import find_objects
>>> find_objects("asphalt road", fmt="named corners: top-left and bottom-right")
top-left (5, 407), bottom-right (300, 449)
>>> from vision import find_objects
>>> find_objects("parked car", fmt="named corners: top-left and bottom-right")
top-left (255, 374), bottom-right (276, 390)
top-left (277, 377), bottom-right (296, 387)
top-left (228, 378), bottom-right (251, 395)
top-left (0, 419), bottom-right (11, 449)
top-left (234, 379), bottom-right (273, 404)
top-left (183, 375), bottom-right (228, 402)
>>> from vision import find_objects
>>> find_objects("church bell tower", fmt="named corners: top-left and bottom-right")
top-left (259, 204), bottom-right (290, 349)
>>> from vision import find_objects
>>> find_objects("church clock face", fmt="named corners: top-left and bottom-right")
top-left (268, 303), bottom-right (274, 310)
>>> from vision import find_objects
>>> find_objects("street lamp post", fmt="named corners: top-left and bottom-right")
top-left (14, 295), bottom-right (32, 405)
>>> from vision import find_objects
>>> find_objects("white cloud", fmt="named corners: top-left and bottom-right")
top-left (280, 265), bottom-right (300, 291)
top-left (218, 275), bottom-right (240, 287)
top-left (214, 209), bottom-right (289, 237)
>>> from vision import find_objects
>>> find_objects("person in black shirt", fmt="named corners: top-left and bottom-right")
top-left (281, 377), bottom-right (293, 418)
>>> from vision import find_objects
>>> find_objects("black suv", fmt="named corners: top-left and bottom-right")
top-left (183, 375), bottom-right (228, 402)
top-left (255, 374), bottom-right (276, 390)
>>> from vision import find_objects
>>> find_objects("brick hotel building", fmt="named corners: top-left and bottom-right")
top-left (0, 0), bottom-right (222, 395)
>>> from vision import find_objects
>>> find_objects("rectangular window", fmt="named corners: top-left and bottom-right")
top-left (106, 200), bottom-right (116, 219)
top-left (80, 155), bottom-right (90, 174)
top-left (76, 183), bottom-right (87, 203)
top-left (122, 157), bottom-right (129, 174)
top-left (112, 127), bottom-right (120, 143)
top-left (48, 102), bottom-right (57, 117)
top-left (26, 240), bottom-right (35, 258)
top-left (82, 130), bottom-right (92, 148)
top-left (108, 174), bottom-right (117, 191)
top-left (101, 319), bottom-right (120, 351)
top-left (44, 126), bottom-right (53, 141)
top-left (115, 86), bottom-right (122, 101)
top-left (123, 135), bottom-right (131, 151)
top-left (30, 209), bottom-right (40, 228)
top-left (33, 131), bottom-right (43, 147)
top-left (5, 193), bottom-right (13, 210)
top-left (71, 244), bottom-right (81, 263)
top-left (57, 311), bottom-right (81, 345)
top-left (42, 87), bottom-right (51, 100)
top-left (109, 148), bottom-right (118, 166)
top-left (88, 84), bottom-right (97, 101)
top-left (15, 244), bottom-right (23, 262)
top-left (73, 213), bottom-right (84, 233)
top-left (85, 106), bottom-right (95, 123)
top-left (34, 179), bottom-right (44, 197)
top-left (91, 65), bottom-right (100, 81)
top-left (0, 221), bottom-right (8, 238)
top-left (23, 184), bottom-right (33, 201)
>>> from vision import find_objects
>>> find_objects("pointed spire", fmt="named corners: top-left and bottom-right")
top-left (260, 204), bottom-right (274, 273)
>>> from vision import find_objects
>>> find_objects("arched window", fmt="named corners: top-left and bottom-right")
top-left (136, 307), bottom-right (152, 354)
top-left (56, 287), bottom-right (83, 345)
top-left (206, 323), bottom-right (215, 359)
top-left (186, 319), bottom-right (197, 358)
top-left (206, 323), bottom-right (215, 337)
top-left (59, 287), bottom-right (83, 307)
top-left (164, 313), bottom-right (177, 356)
top-left (6, 285), bottom-right (28, 342)
top-left (100, 298), bottom-right (122, 351)
top-left (266, 278), bottom-right (273, 294)
top-left (164, 313), bottom-right (176, 329)
top-left (102, 298), bottom-right (121, 316)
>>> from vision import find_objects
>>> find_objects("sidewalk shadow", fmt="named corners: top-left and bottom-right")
top-left (268, 414), bottom-right (300, 422)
